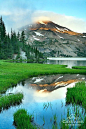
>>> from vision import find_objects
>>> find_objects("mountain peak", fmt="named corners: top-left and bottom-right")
top-left (21, 20), bottom-right (86, 58)
top-left (37, 20), bottom-right (50, 24)
top-left (30, 20), bottom-right (82, 36)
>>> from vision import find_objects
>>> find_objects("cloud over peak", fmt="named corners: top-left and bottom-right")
top-left (32, 11), bottom-right (86, 33)
top-left (1, 9), bottom-right (86, 33)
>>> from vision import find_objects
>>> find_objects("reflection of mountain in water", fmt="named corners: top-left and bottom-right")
top-left (1, 74), bottom-right (86, 129)
top-left (6, 74), bottom-right (86, 102)
top-left (30, 74), bottom-right (86, 92)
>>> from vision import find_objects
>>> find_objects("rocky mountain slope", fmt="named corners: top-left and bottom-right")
top-left (20, 21), bottom-right (86, 57)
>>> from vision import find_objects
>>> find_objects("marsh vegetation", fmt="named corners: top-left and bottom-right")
top-left (13, 109), bottom-right (37, 129)
top-left (0, 93), bottom-right (23, 112)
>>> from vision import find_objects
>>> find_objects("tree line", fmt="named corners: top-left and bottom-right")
top-left (0, 16), bottom-right (44, 61)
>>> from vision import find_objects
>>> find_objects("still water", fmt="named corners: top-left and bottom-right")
top-left (0, 74), bottom-right (86, 129)
top-left (47, 58), bottom-right (86, 68)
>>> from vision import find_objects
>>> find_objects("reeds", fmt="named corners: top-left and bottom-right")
top-left (0, 93), bottom-right (23, 111)
top-left (13, 109), bottom-right (37, 129)
top-left (66, 81), bottom-right (86, 109)
top-left (66, 81), bottom-right (86, 128)
top-left (72, 66), bottom-right (86, 69)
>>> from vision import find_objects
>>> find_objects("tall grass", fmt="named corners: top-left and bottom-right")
top-left (66, 81), bottom-right (86, 109)
top-left (0, 60), bottom-right (86, 94)
top-left (72, 66), bottom-right (86, 69)
top-left (13, 109), bottom-right (37, 129)
top-left (66, 81), bottom-right (86, 128)
top-left (0, 93), bottom-right (23, 111)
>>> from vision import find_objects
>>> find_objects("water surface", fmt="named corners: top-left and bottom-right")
top-left (47, 58), bottom-right (86, 68)
top-left (0, 74), bottom-right (86, 129)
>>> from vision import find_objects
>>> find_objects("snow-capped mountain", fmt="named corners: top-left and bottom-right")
top-left (20, 21), bottom-right (86, 57)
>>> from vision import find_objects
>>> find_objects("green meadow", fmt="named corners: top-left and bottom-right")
top-left (0, 60), bottom-right (86, 94)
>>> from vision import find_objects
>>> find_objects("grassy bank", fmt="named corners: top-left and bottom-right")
top-left (66, 81), bottom-right (86, 128)
top-left (8, 58), bottom-right (47, 63)
top-left (0, 93), bottom-right (23, 111)
top-left (0, 60), bottom-right (86, 94)
top-left (13, 109), bottom-right (37, 129)
top-left (66, 81), bottom-right (86, 109)
top-left (72, 66), bottom-right (86, 69)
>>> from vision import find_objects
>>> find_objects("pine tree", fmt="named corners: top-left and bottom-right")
top-left (0, 39), bottom-right (2, 58)
top-left (17, 31), bottom-right (20, 41)
top-left (0, 17), bottom-right (2, 41)
top-left (7, 33), bottom-right (13, 58)
top-left (11, 31), bottom-right (20, 54)
top-left (20, 30), bottom-right (26, 51)
top-left (0, 16), bottom-right (6, 41)
top-left (0, 17), bottom-right (44, 61)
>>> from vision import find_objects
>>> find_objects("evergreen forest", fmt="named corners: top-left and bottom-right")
top-left (0, 17), bottom-right (44, 62)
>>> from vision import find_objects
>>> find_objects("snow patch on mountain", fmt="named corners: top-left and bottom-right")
top-left (78, 39), bottom-right (80, 41)
top-left (34, 78), bottom-right (43, 83)
top-left (35, 32), bottom-right (44, 36)
top-left (39, 21), bottom-right (46, 25)
top-left (32, 35), bottom-right (40, 40)
top-left (56, 27), bottom-right (69, 32)
top-left (20, 50), bottom-right (27, 59)
top-left (32, 35), bottom-right (35, 38)
top-left (58, 35), bottom-right (64, 39)
top-left (64, 28), bottom-right (69, 31)
top-left (56, 27), bottom-right (64, 32)
top-left (83, 36), bottom-right (86, 37)
top-left (56, 30), bottom-right (59, 32)
top-left (56, 27), bottom-right (60, 30)
top-left (33, 37), bottom-right (40, 41)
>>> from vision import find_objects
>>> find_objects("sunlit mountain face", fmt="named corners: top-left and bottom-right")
top-left (30, 20), bottom-right (82, 36)
top-left (20, 20), bottom-right (86, 57)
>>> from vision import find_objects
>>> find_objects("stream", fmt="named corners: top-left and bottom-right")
top-left (0, 74), bottom-right (86, 129)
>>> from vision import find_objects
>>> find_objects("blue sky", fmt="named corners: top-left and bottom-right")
top-left (0, 0), bottom-right (86, 33)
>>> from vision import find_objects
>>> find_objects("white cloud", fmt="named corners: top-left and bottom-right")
top-left (2, 8), bottom-right (33, 32)
top-left (0, 11), bottom-right (11, 16)
top-left (32, 11), bottom-right (86, 33)
top-left (2, 9), bottom-right (86, 33)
